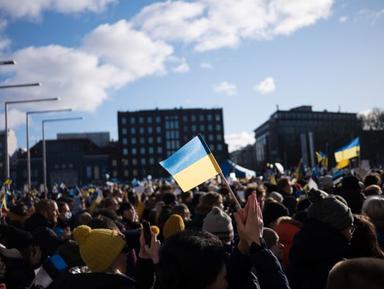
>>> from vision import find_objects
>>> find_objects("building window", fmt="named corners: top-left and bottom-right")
top-left (191, 115), bottom-right (196, 122)
top-left (140, 137), bottom-right (145, 144)
top-left (122, 159), bottom-right (128, 166)
top-left (140, 147), bottom-right (146, 154)
top-left (147, 116), bottom-right (153, 123)
top-left (68, 163), bottom-right (73, 169)
top-left (217, 144), bottom-right (223, 151)
top-left (122, 138), bottom-right (128, 145)
top-left (139, 127), bottom-right (145, 134)
top-left (148, 137), bottom-right (153, 144)
top-left (121, 117), bottom-right (127, 125)
top-left (149, 147), bottom-right (154, 154)
top-left (207, 114), bottom-right (212, 121)
top-left (132, 158), bottom-right (137, 165)
top-left (217, 134), bottom-right (222, 141)
top-left (216, 124), bottom-right (221, 131)
top-left (139, 117), bottom-right (144, 123)
top-left (124, 170), bottom-right (129, 177)
top-left (199, 125), bottom-right (205, 131)
top-left (183, 115), bottom-right (188, 122)
top-left (156, 116), bottom-right (161, 123)
top-left (132, 148), bottom-right (137, 155)
top-left (94, 166), bottom-right (100, 179)
top-left (192, 125), bottom-right (197, 132)
top-left (130, 117), bottom-right (136, 124)
top-left (123, 148), bottom-right (128, 156)
top-left (148, 127), bottom-right (153, 134)
top-left (209, 135), bottom-right (213, 141)
top-left (113, 171), bottom-right (118, 177)
top-left (199, 115), bottom-right (204, 121)
top-left (208, 124), bottom-right (213, 131)
top-left (112, 160), bottom-right (117, 167)
top-left (141, 159), bottom-right (146, 165)
top-left (122, 128), bottom-right (127, 135)
top-left (131, 138), bottom-right (136, 144)
top-left (156, 126), bottom-right (161, 133)
top-left (130, 127), bottom-right (136, 134)
top-left (149, 158), bottom-right (155, 165)
top-left (157, 147), bottom-right (162, 154)
top-left (86, 166), bottom-right (92, 178)
top-left (215, 114), bottom-right (221, 121)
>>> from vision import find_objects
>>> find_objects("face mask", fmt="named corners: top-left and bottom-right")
top-left (64, 211), bottom-right (72, 220)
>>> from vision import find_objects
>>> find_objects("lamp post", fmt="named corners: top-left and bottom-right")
top-left (0, 83), bottom-right (40, 89)
top-left (4, 96), bottom-right (59, 179)
top-left (26, 108), bottom-right (72, 189)
top-left (42, 117), bottom-right (83, 195)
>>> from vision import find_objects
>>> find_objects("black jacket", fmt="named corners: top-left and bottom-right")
top-left (288, 218), bottom-right (349, 289)
top-left (24, 213), bottom-right (51, 233)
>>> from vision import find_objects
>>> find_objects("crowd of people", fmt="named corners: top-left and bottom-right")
top-left (0, 168), bottom-right (384, 289)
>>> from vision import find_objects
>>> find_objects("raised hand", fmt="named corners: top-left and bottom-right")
top-left (139, 228), bottom-right (161, 264)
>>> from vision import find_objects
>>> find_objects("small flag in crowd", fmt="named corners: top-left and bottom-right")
top-left (334, 137), bottom-right (360, 163)
top-left (316, 151), bottom-right (328, 168)
top-left (160, 135), bottom-right (221, 192)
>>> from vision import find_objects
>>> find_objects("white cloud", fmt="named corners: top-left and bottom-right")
top-left (339, 16), bottom-right (348, 23)
top-left (0, 21), bottom-right (173, 117)
top-left (357, 9), bottom-right (384, 25)
top-left (133, 0), bottom-right (334, 51)
top-left (169, 57), bottom-right (190, 73)
top-left (83, 20), bottom-right (173, 80)
top-left (0, 109), bottom-right (25, 129)
top-left (0, 19), bottom-right (10, 51)
top-left (213, 81), bottom-right (237, 96)
top-left (200, 62), bottom-right (213, 69)
top-left (0, 0), bottom-right (117, 19)
top-left (225, 131), bottom-right (255, 152)
top-left (255, 77), bottom-right (276, 94)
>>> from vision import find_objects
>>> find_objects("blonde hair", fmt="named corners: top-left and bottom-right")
top-left (362, 196), bottom-right (384, 230)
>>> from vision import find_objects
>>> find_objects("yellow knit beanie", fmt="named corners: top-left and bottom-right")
top-left (73, 225), bottom-right (126, 272)
top-left (163, 214), bottom-right (185, 240)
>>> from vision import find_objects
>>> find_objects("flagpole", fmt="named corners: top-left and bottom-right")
top-left (219, 171), bottom-right (241, 210)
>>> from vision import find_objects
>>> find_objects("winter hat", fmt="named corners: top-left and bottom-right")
top-left (73, 225), bottom-right (126, 272)
top-left (307, 189), bottom-right (353, 231)
top-left (263, 201), bottom-right (289, 227)
top-left (269, 191), bottom-right (284, 203)
top-left (32, 227), bottom-right (63, 259)
top-left (203, 206), bottom-right (234, 243)
top-left (163, 214), bottom-right (185, 240)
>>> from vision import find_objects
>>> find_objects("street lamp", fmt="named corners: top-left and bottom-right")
top-left (42, 117), bottom-right (83, 195)
top-left (0, 60), bottom-right (16, 65)
top-left (4, 96), bottom-right (57, 179)
top-left (0, 82), bottom-right (40, 89)
top-left (26, 108), bottom-right (72, 189)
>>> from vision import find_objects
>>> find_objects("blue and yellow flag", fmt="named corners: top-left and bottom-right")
top-left (334, 137), bottom-right (360, 163)
top-left (159, 135), bottom-right (221, 192)
top-left (316, 151), bottom-right (328, 168)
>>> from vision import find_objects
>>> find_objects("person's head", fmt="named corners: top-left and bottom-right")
top-left (163, 192), bottom-right (177, 206)
top-left (196, 192), bottom-right (223, 214)
top-left (364, 173), bottom-right (382, 188)
top-left (35, 199), bottom-right (59, 226)
top-left (349, 214), bottom-right (384, 259)
top-left (203, 207), bottom-right (234, 245)
top-left (362, 196), bottom-right (384, 230)
top-left (262, 228), bottom-right (284, 261)
top-left (277, 177), bottom-right (292, 195)
top-left (58, 201), bottom-right (71, 222)
top-left (172, 204), bottom-right (191, 221)
top-left (163, 214), bottom-right (185, 240)
top-left (319, 175), bottom-right (334, 194)
top-left (103, 197), bottom-right (119, 211)
top-left (73, 225), bottom-right (126, 273)
top-left (263, 200), bottom-right (289, 228)
top-left (181, 191), bottom-right (193, 204)
top-left (119, 202), bottom-right (138, 222)
top-left (32, 227), bottom-right (63, 266)
top-left (159, 230), bottom-right (227, 289)
top-left (327, 258), bottom-right (384, 289)
top-left (363, 185), bottom-right (382, 197)
top-left (308, 189), bottom-right (354, 240)
top-left (341, 175), bottom-right (363, 193)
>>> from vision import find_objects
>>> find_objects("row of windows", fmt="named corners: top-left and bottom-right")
top-left (121, 133), bottom-right (223, 145)
top-left (120, 113), bottom-right (222, 125)
top-left (122, 143), bottom-right (224, 157)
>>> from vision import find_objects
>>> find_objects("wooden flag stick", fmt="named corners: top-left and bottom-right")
top-left (219, 171), bottom-right (241, 211)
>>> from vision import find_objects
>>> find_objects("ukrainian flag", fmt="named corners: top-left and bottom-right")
top-left (159, 135), bottom-right (221, 192)
top-left (334, 137), bottom-right (360, 163)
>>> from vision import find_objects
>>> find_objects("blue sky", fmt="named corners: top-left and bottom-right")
top-left (0, 0), bottom-right (383, 153)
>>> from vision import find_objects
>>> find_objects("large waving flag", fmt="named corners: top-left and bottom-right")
top-left (334, 137), bottom-right (360, 163)
top-left (160, 135), bottom-right (221, 192)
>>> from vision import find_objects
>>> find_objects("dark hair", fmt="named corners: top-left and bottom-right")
top-left (327, 258), bottom-right (384, 289)
top-left (348, 214), bottom-right (384, 259)
top-left (364, 173), bottom-right (381, 187)
top-left (158, 230), bottom-right (225, 289)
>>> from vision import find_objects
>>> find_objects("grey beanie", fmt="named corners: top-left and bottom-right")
top-left (203, 206), bottom-right (234, 243)
top-left (307, 189), bottom-right (353, 231)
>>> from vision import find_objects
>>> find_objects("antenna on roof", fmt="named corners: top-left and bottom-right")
top-left (276, 104), bottom-right (279, 111)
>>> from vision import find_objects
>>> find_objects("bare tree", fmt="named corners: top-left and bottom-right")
top-left (360, 108), bottom-right (384, 130)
